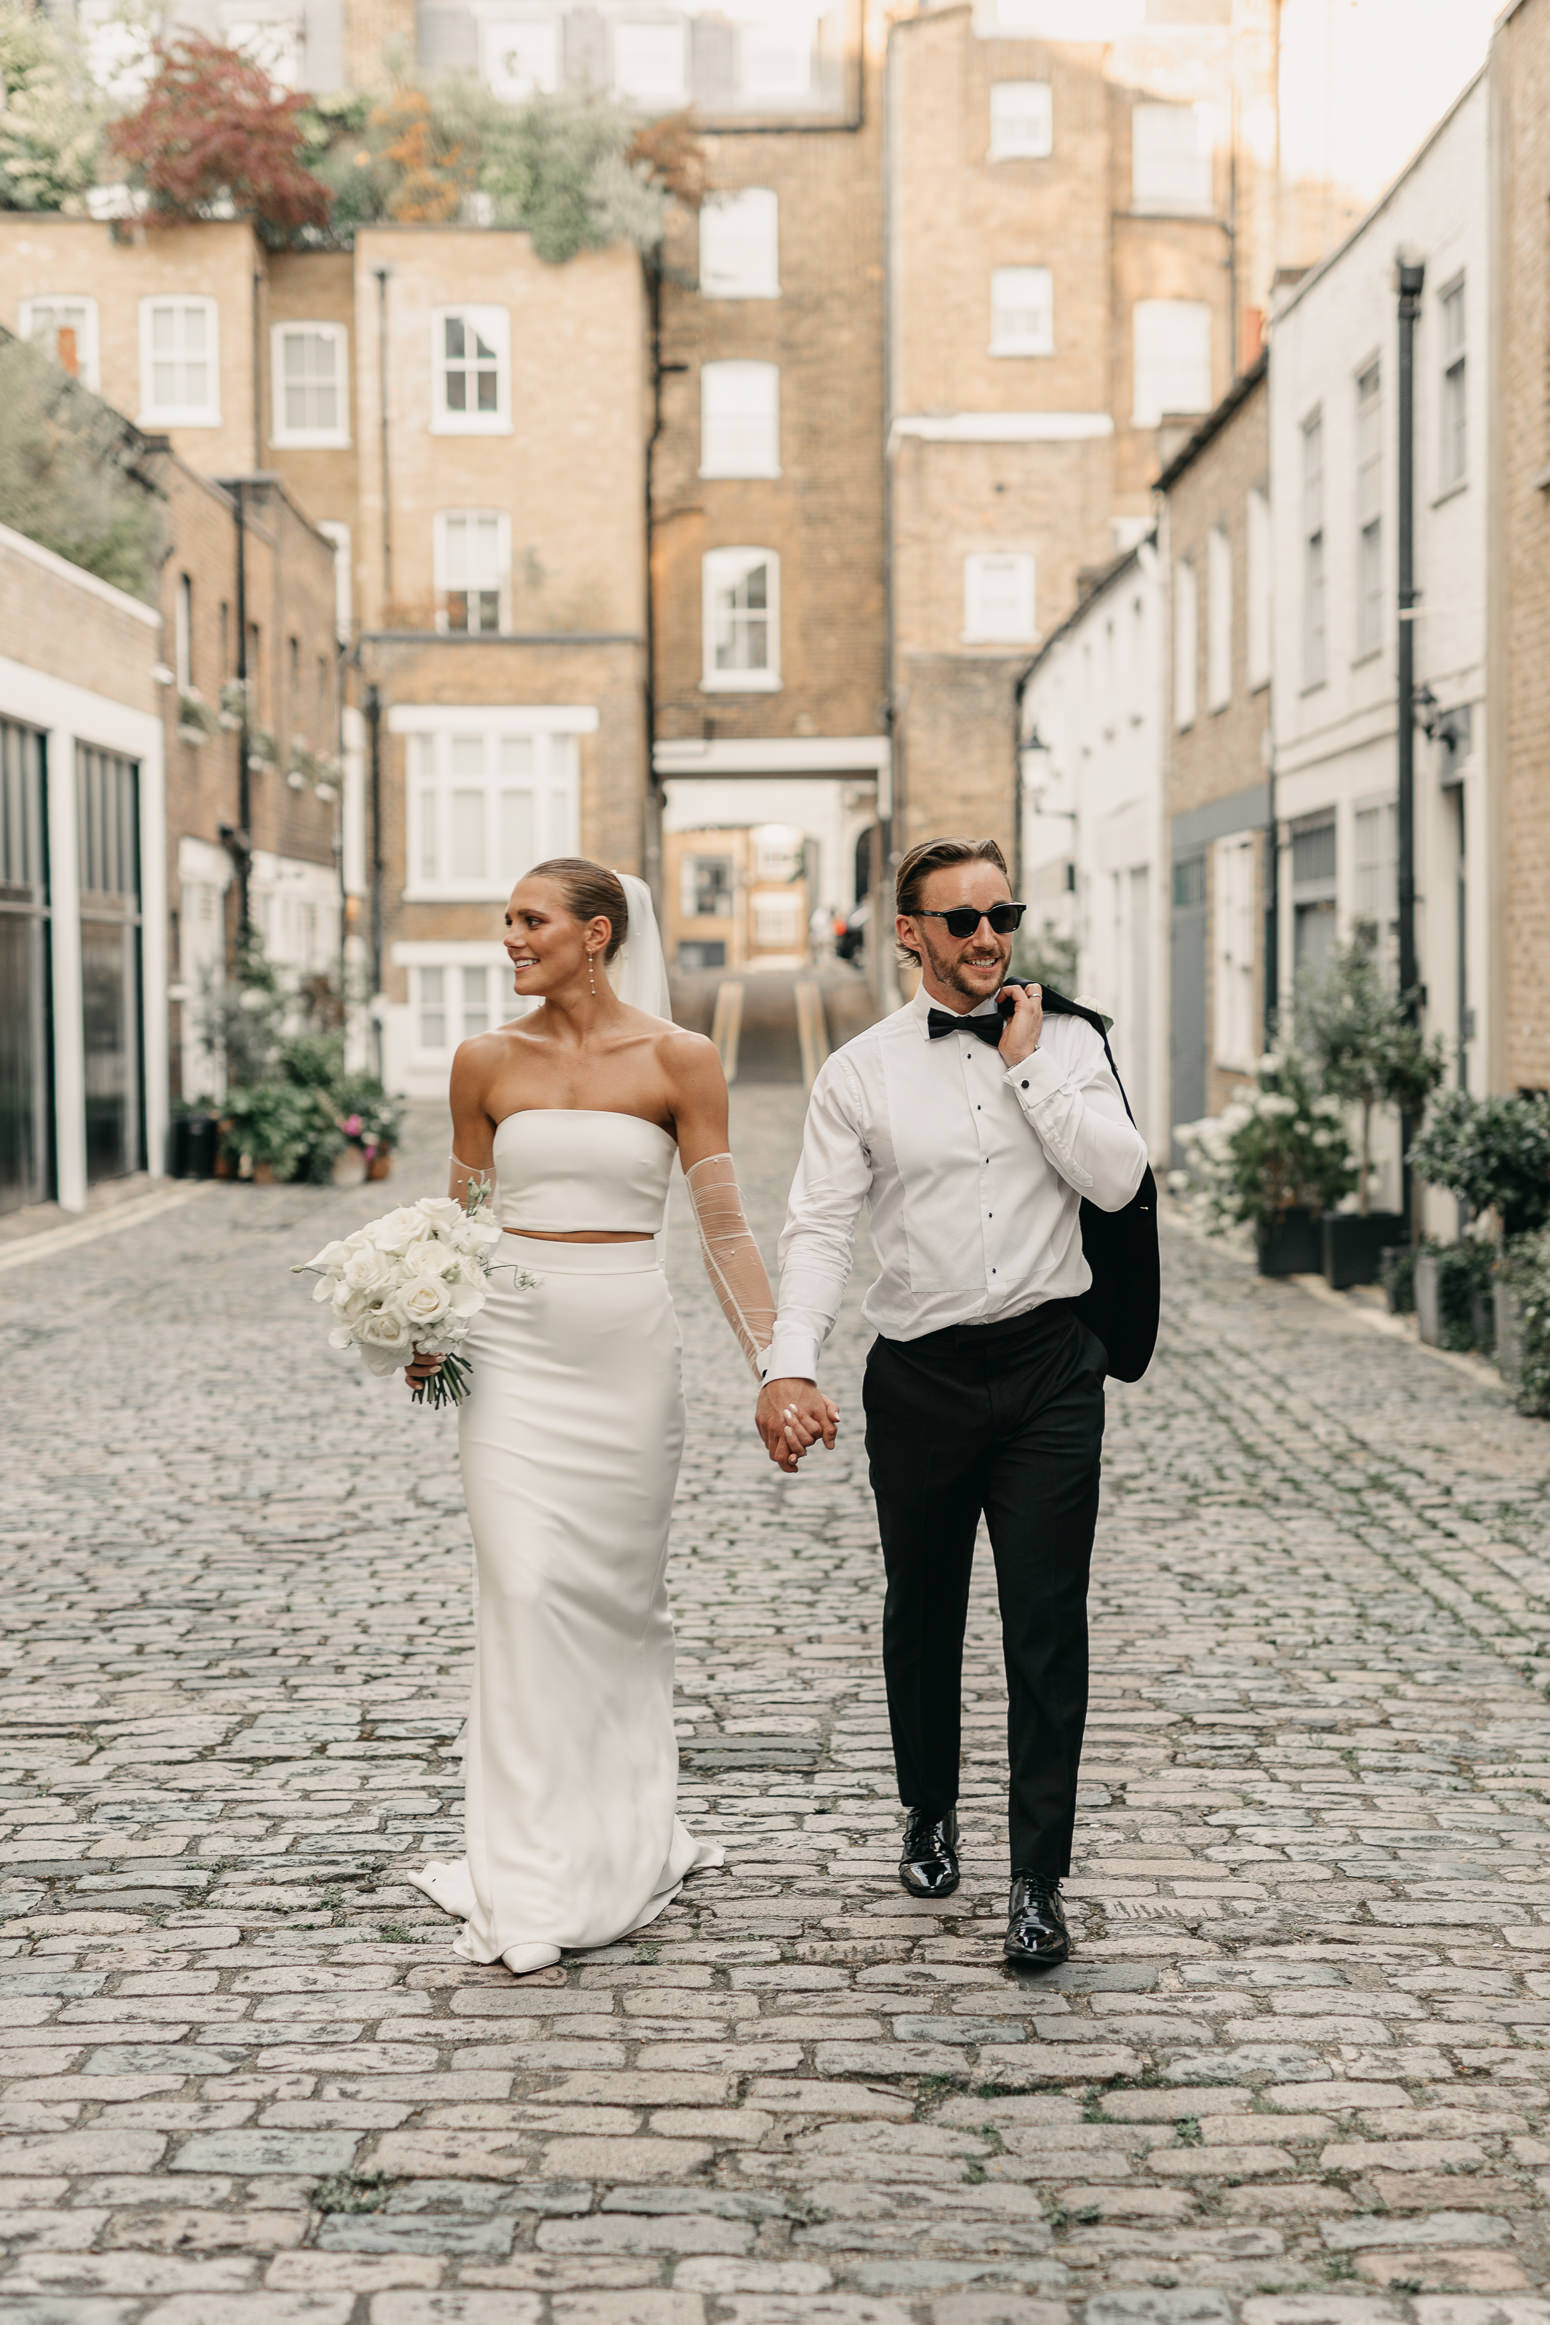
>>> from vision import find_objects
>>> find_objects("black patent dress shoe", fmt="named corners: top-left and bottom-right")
top-left (899, 1807), bottom-right (959, 1899)
top-left (1004, 1870), bottom-right (1069, 1966)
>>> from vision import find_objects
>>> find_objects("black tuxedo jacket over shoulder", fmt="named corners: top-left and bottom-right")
top-left (1016, 983), bottom-right (1160, 1383)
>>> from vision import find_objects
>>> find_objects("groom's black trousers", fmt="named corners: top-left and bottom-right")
top-left (862, 1298), bottom-right (1106, 1879)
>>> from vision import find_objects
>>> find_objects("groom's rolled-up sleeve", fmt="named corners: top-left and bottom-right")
top-left (763, 1053), bottom-right (871, 1385)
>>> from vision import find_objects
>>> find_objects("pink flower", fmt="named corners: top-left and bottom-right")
top-left (341, 1114), bottom-right (363, 1138)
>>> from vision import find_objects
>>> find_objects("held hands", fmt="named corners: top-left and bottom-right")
top-left (997, 980), bottom-right (1044, 1069)
top-left (755, 1377), bottom-right (840, 1473)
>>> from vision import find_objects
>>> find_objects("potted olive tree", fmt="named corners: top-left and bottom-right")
top-left (1409, 1090), bottom-right (1550, 1355)
top-left (1297, 939), bottom-right (1446, 1289)
top-left (1178, 1049), bottom-right (1356, 1274)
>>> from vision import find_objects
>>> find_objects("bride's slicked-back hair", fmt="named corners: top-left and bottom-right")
top-left (526, 858), bottom-right (630, 961)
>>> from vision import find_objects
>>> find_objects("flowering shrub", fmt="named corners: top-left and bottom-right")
top-left (1179, 1049), bottom-right (1356, 1232)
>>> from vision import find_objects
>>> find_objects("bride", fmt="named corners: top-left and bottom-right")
top-left (402, 857), bottom-right (788, 1976)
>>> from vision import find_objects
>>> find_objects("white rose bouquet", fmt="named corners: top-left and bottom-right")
top-left (293, 1185), bottom-right (522, 1408)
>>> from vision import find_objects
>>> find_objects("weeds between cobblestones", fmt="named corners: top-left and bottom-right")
top-left (3, 1084), bottom-right (1550, 2321)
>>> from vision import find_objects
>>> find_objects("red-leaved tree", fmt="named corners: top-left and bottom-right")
top-left (108, 37), bottom-right (330, 235)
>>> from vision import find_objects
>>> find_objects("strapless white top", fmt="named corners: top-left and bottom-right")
top-left (493, 1109), bottom-right (676, 1234)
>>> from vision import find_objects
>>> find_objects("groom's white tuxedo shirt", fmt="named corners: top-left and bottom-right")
top-left (763, 981), bottom-right (1149, 1384)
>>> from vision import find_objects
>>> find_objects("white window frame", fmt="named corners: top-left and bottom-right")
top-left (269, 320), bottom-right (349, 450)
top-left (612, 17), bottom-right (689, 107)
top-left (1246, 484), bottom-right (1271, 692)
top-left (1212, 831), bottom-right (1259, 1072)
top-left (395, 705), bottom-right (594, 903)
top-left (1206, 523), bottom-right (1232, 714)
top-left (20, 295), bottom-right (101, 391)
top-left (963, 551), bottom-right (1037, 645)
top-left (480, 11), bottom-right (562, 100)
top-left (700, 360), bottom-right (781, 479)
top-left (990, 265), bottom-right (1054, 358)
top-left (1132, 299), bottom-right (1212, 428)
top-left (699, 188), bottom-right (780, 299)
top-left (138, 294), bottom-right (220, 428)
top-left (174, 572), bottom-right (194, 691)
top-left (1353, 795), bottom-right (1399, 970)
top-left (433, 509), bottom-right (511, 634)
top-left (1131, 101), bottom-right (1213, 215)
top-left (989, 80), bottom-right (1053, 161)
top-left (1302, 406), bottom-right (1327, 690)
top-left (430, 305), bottom-right (511, 435)
top-left (316, 521), bottom-right (353, 643)
top-left (1174, 556), bottom-right (1198, 731)
top-left (702, 547), bottom-right (781, 693)
top-left (1439, 273), bottom-right (1467, 494)
top-left (409, 955), bottom-right (513, 1058)
top-left (1355, 359), bottom-right (1383, 661)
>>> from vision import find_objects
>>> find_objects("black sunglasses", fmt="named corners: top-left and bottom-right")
top-left (913, 902), bottom-right (1027, 940)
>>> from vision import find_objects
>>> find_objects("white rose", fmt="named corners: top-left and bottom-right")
top-left (402, 1277), bottom-right (452, 1329)
top-left (417, 1196), bottom-right (464, 1229)
top-left (367, 1207), bottom-right (425, 1255)
top-left (401, 1239), bottom-right (454, 1282)
top-left (342, 1243), bottom-right (394, 1295)
top-left (358, 1306), bottom-right (414, 1375)
top-left (332, 1284), bottom-right (373, 1327)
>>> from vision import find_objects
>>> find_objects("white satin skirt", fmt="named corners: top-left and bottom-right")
top-left (407, 1234), bottom-right (722, 1971)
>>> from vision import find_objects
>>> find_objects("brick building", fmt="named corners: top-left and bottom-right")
top-left (1156, 351), bottom-right (1270, 1139)
top-left (0, 215), bottom-right (653, 1098)
top-left (883, 0), bottom-right (1284, 873)
top-left (153, 456), bottom-right (344, 1107)
top-left (647, 5), bottom-right (891, 985)
top-left (1489, 0), bottom-right (1550, 1093)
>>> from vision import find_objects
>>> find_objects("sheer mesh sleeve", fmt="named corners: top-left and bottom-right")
top-left (685, 1153), bottom-right (776, 1378)
top-left (450, 1152), bottom-right (496, 1212)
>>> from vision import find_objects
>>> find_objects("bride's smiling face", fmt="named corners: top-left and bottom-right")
top-left (503, 876), bottom-right (610, 997)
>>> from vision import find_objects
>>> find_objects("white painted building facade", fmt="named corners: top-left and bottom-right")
top-left (0, 522), bottom-right (168, 1215)
top-left (1018, 535), bottom-right (1168, 1153)
top-left (1269, 70), bottom-right (1489, 1216)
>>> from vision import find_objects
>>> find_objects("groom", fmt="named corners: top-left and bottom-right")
top-left (755, 836), bottom-right (1148, 1964)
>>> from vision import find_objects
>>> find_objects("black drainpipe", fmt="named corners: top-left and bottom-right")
top-left (1395, 249), bottom-right (1425, 1230)
top-left (365, 679), bottom-right (383, 1078)
top-left (233, 478), bottom-right (252, 941)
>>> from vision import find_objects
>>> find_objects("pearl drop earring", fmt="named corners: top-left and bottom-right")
top-left (587, 951), bottom-right (596, 996)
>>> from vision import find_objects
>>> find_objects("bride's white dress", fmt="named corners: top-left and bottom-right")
top-left (407, 1107), bottom-right (723, 1970)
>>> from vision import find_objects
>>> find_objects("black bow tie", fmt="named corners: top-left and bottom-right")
top-left (927, 1008), bottom-right (1004, 1046)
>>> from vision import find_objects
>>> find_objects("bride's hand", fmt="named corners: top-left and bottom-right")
top-left (405, 1350), bottom-right (444, 1389)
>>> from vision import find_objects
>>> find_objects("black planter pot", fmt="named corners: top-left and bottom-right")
top-left (168, 1112), bottom-right (219, 1179)
top-left (1256, 1206), bottom-right (1321, 1276)
top-left (1322, 1210), bottom-right (1407, 1291)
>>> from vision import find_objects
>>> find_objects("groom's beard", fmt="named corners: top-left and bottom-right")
top-left (917, 930), bottom-right (1013, 1007)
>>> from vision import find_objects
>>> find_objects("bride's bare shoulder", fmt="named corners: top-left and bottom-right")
top-left (451, 1023), bottom-right (536, 1092)
top-left (652, 1021), bottom-right (722, 1078)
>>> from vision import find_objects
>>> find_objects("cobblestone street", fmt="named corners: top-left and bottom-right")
top-left (5, 1082), bottom-right (1550, 2324)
